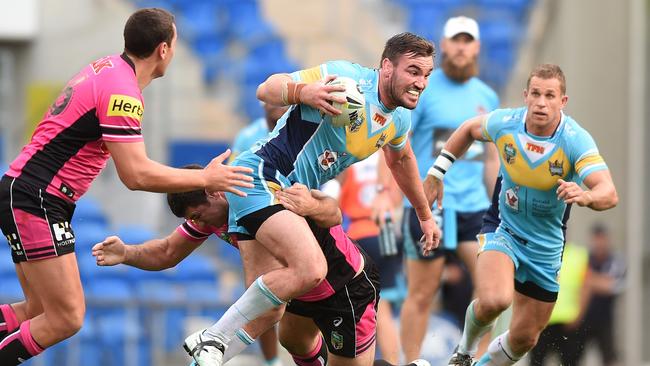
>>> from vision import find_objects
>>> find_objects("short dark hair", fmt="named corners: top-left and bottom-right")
top-left (166, 164), bottom-right (208, 218)
top-left (380, 32), bottom-right (435, 66)
top-left (124, 8), bottom-right (175, 59)
top-left (527, 64), bottom-right (567, 95)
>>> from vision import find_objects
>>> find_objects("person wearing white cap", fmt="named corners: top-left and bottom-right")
top-left (386, 15), bottom-right (500, 363)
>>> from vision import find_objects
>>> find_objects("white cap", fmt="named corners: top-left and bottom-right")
top-left (443, 16), bottom-right (480, 40)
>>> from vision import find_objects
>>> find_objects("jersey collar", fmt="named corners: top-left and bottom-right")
top-left (120, 52), bottom-right (136, 75)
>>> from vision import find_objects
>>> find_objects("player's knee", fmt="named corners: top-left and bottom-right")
top-left (49, 301), bottom-right (85, 338)
top-left (476, 297), bottom-right (510, 318)
top-left (510, 331), bottom-right (539, 354)
top-left (295, 254), bottom-right (327, 291)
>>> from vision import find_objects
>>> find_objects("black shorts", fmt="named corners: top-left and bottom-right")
top-left (237, 204), bottom-right (286, 238)
top-left (0, 176), bottom-right (76, 263)
top-left (403, 207), bottom-right (486, 260)
top-left (285, 256), bottom-right (380, 358)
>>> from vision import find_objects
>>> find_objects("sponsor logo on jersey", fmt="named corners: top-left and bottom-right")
top-left (503, 143), bottom-right (517, 164)
top-left (525, 142), bottom-right (545, 154)
top-left (505, 186), bottom-right (519, 211)
top-left (318, 150), bottom-right (339, 171)
top-left (348, 112), bottom-right (364, 132)
top-left (91, 56), bottom-right (114, 74)
top-left (107, 94), bottom-right (144, 122)
top-left (331, 331), bottom-right (344, 350)
top-left (548, 159), bottom-right (564, 176)
top-left (52, 222), bottom-right (75, 246)
top-left (369, 105), bottom-right (391, 133)
top-left (49, 86), bottom-right (74, 116)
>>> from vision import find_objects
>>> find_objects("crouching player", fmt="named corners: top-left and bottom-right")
top-left (92, 165), bottom-right (428, 366)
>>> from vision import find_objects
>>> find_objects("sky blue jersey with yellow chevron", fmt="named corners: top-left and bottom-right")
top-left (246, 60), bottom-right (411, 189)
top-left (406, 69), bottom-right (499, 211)
top-left (484, 107), bottom-right (608, 250)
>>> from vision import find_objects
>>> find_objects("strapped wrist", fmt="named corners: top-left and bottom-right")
top-left (428, 149), bottom-right (457, 180)
top-left (282, 81), bottom-right (306, 105)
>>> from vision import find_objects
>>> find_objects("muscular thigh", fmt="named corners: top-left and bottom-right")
top-left (238, 239), bottom-right (285, 286)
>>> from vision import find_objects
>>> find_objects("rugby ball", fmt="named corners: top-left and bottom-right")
top-left (326, 76), bottom-right (365, 127)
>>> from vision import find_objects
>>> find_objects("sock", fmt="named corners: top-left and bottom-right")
top-left (475, 331), bottom-right (525, 366)
top-left (458, 300), bottom-right (494, 356)
top-left (0, 305), bottom-right (19, 338)
top-left (204, 276), bottom-right (284, 344)
top-left (0, 320), bottom-right (44, 365)
top-left (291, 336), bottom-right (328, 366)
top-left (265, 356), bottom-right (282, 366)
top-left (373, 360), bottom-right (427, 366)
top-left (223, 328), bottom-right (255, 363)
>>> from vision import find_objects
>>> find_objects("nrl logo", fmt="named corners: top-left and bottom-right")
top-left (348, 111), bottom-right (364, 132)
top-left (503, 143), bottom-right (517, 164)
top-left (548, 159), bottom-right (564, 176)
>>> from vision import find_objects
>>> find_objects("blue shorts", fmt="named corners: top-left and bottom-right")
top-left (477, 228), bottom-right (561, 302)
top-left (402, 207), bottom-right (485, 260)
top-left (226, 152), bottom-right (293, 236)
top-left (355, 236), bottom-right (402, 292)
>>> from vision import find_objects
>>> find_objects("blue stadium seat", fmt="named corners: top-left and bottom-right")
top-left (224, 0), bottom-right (273, 43)
top-left (73, 222), bottom-right (111, 254)
top-left (0, 277), bottom-right (23, 303)
top-left (405, 4), bottom-right (447, 42)
top-left (174, 254), bottom-right (218, 283)
top-left (72, 195), bottom-right (108, 227)
top-left (136, 280), bottom-right (187, 351)
top-left (176, 1), bottom-right (224, 42)
top-left (115, 224), bottom-right (156, 246)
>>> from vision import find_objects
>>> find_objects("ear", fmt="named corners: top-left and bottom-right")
top-left (381, 58), bottom-right (393, 78)
top-left (523, 88), bottom-right (528, 100)
top-left (560, 94), bottom-right (568, 108)
top-left (158, 42), bottom-right (169, 60)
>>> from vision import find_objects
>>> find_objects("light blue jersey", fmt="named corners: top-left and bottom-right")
top-left (480, 107), bottom-right (608, 271)
top-left (227, 60), bottom-right (412, 234)
top-left (407, 69), bottom-right (499, 211)
top-left (229, 117), bottom-right (269, 163)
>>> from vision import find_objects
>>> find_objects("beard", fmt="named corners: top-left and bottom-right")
top-left (441, 53), bottom-right (479, 83)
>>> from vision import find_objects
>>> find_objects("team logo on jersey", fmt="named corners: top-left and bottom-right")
top-left (331, 331), bottom-right (344, 350)
top-left (107, 94), bottom-right (144, 121)
top-left (91, 56), bottom-right (114, 74)
top-left (348, 112), bottom-right (364, 133)
top-left (503, 143), bottom-right (517, 164)
top-left (52, 222), bottom-right (75, 246)
top-left (375, 133), bottom-right (388, 149)
top-left (369, 105), bottom-right (391, 133)
top-left (548, 159), bottom-right (564, 176)
top-left (318, 150), bottom-right (339, 171)
top-left (49, 86), bottom-right (74, 116)
top-left (505, 186), bottom-right (520, 211)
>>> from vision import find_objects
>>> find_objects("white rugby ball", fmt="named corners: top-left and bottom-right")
top-left (326, 76), bottom-right (365, 127)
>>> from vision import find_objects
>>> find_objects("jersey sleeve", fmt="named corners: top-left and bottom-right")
top-left (570, 127), bottom-right (608, 180)
top-left (175, 220), bottom-right (213, 243)
top-left (481, 108), bottom-right (515, 142)
top-left (387, 109), bottom-right (411, 150)
top-left (290, 60), bottom-right (362, 83)
top-left (96, 82), bottom-right (144, 143)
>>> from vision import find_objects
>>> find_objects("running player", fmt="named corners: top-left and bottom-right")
top-left (0, 9), bottom-right (253, 365)
top-left (424, 64), bottom-right (618, 366)
top-left (92, 166), bottom-right (429, 366)
top-left (393, 16), bottom-right (500, 361)
top-left (183, 32), bottom-right (441, 366)
top-left (229, 103), bottom-right (289, 366)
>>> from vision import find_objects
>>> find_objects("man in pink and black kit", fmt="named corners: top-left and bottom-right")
top-left (93, 167), bottom-right (427, 366)
top-left (0, 8), bottom-right (253, 365)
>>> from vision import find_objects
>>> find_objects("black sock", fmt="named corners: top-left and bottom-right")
top-left (0, 331), bottom-right (34, 366)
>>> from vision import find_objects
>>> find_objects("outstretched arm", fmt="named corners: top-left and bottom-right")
top-left (92, 230), bottom-right (202, 271)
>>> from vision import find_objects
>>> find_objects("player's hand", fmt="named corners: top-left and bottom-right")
top-left (556, 179), bottom-right (593, 206)
top-left (92, 236), bottom-right (126, 266)
top-left (276, 183), bottom-right (318, 217)
top-left (418, 217), bottom-right (441, 255)
top-left (423, 174), bottom-right (444, 209)
top-left (299, 75), bottom-right (347, 116)
top-left (370, 190), bottom-right (395, 227)
top-left (204, 149), bottom-right (254, 197)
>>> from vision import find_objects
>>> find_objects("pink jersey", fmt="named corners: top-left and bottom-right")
top-left (176, 220), bottom-right (238, 249)
top-left (7, 54), bottom-right (144, 202)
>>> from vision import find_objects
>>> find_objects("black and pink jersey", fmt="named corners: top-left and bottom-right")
top-left (6, 53), bottom-right (144, 202)
top-left (176, 218), bottom-right (363, 302)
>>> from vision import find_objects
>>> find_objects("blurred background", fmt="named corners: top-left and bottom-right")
top-left (0, 0), bottom-right (646, 365)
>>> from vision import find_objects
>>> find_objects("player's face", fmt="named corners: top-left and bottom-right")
top-left (384, 53), bottom-right (433, 110)
top-left (524, 76), bottom-right (568, 133)
top-left (154, 24), bottom-right (177, 78)
top-left (442, 34), bottom-right (479, 69)
top-left (185, 193), bottom-right (229, 228)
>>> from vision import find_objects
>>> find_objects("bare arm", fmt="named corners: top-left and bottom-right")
top-left (383, 141), bottom-right (431, 221)
top-left (275, 183), bottom-right (342, 228)
top-left (92, 230), bottom-right (202, 271)
top-left (556, 169), bottom-right (618, 211)
top-left (105, 142), bottom-right (254, 196)
top-left (256, 73), bottom-right (345, 115)
top-left (483, 142), bottom-right (500, 198)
